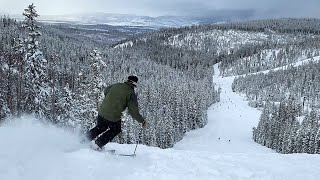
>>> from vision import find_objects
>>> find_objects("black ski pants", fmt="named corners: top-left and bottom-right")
top-left (86, 115), bottom-right (121, 148)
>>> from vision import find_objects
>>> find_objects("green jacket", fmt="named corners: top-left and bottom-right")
top-left (98, 81), bottom-right (145, 123)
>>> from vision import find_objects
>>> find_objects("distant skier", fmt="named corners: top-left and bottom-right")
top-left (85, 75), bottom-right (148, 151)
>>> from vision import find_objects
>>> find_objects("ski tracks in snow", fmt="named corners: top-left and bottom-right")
top-left (173, 63), bottom-right (320, 179)
top-left (174, 63), bottom-right (269, 153)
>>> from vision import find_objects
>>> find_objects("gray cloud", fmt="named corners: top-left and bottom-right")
top-left (0, 0), bottom-right (319, 18)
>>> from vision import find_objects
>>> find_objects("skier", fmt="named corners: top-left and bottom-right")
top-left (85, 75), bottom-right (147, 151)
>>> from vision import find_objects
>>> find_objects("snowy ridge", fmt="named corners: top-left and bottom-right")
top-left (266, 55), bottom-right (320, 72)
top-left (13, 14), bottom-right (202, 28)
top-left (1, 64), bottom-right (320, 179)
top-left (114, 41), bottom-right (134, 49)
top-left (115, 29), bottom-right (295, 55)
top-left (245, 55), bottom-right (320, 76)
top-left (164, 30), bottom-right (293, 54)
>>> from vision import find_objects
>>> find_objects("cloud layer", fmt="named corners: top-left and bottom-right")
top-left (0, 0), bottom-right (319, 18)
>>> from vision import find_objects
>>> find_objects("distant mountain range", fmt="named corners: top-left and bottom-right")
top-left (11, 10), bottom-right (256, 28)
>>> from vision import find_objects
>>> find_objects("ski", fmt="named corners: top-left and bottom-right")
top-left (116, 153), bottom-right (136, 157)
top-left (104, 149), bottom-right (136, 157)
top-left (104, 149), bottom-right (116, 154)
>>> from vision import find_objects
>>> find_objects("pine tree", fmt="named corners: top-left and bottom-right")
top-left (308, 110), bottom-right (319, 153)
top-left (22, 4), bottom-right (41, 56)
top-left (254, 107), bottom-right (269, 145)
top-left (269, 109), bottom-right (279, 150)
top-left (55, 84), bottom-right (75, 126)
top-left (314, 127), bottom-right (320, 154)
top-left (13, 37), bottom-right (25, 117)
top-left (0, 78), bottom-right (10, 120)
top-left (88, 49), bottom-right (106, 110)
top-left (299, 111), bottom-right (318, 153)
top-left (21, 4), bottom-right (50, 118)
top-left (288, 120), bottom-right (300, 153)
top-left (280, 98), bottom-right (297, 153)
top-left (73, 72), bottom-right (96, 130)
top-left (71, 50), bottom-right (106, 130)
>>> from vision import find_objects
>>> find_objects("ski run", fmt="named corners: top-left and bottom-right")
top-left (1, 63), bottom-right (320, 180)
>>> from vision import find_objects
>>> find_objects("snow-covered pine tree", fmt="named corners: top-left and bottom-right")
top-left (55, 84), bottom-right (76, 127)
top-left (299, 111), bottom-right (318, 153)
top-left (73, 49), bottom-right (106, 130)
top-left (22, 4), bottom-right (40, 54)
top-left (254, 107), bottom-right (270, 145)
top-left (73, 71), bottom-right (96, 130)
top-left (288, 119), bottom-right (300, 153)
top-left (264, 103), bottom-right (276, 148)
top-left (294, 127), bottom-right (303, 153)
top-left (307, 110), bottom-right (319, 153)
top-left (314, 127), bottom-right (320, 154)
top-left (0, 98), bottom-right (8, 121)
top-left (280, 99), bottom-right (294, 153)
top-left (13, 37), bottom-right (26, 117)
top-left (269, 109), bottom-right (279, 150)
top-left (0, 53), bottom-right (12, 120)
top-left (284, 99), bottom-right (300, 153)
top-left (89, 49), bottom-right (106, 110)
top-left (0, 68), bottom-right (10, 120)
top-left (156, 103), bottom-right (175, 148)
top-left (22, 4), bottom-right (50, 118)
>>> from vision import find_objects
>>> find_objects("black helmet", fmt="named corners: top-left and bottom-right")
top-left (128, 75), bottom-right (138, 86)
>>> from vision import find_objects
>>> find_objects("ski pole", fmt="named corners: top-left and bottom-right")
top-left (133, 128), bottom-right (143, 156)
top-left (133, 144), bottom-right (138, 155)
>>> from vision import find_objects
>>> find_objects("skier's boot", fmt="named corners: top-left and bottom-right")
top-left (90, 142), bottom-right (104, 152)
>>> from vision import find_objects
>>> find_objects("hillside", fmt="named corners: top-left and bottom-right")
top-left (0, 14), bottom-right (218, 150)
top-left (113, 18), bottom-right (320, 155)
top-left (114, 19), bottom-right (320, 73)
top-left (1, 63), bottom-right (320, 180)
top-left (2, 7), bottom-right (320, 178)
top-left (2, 2), bottom-right (320, 179)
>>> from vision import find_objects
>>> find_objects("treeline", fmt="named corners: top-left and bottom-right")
top-left (0, 9), bottom-right (95, 121)
top-left (232, 60), bottom-right (320, 153)
top-left (221, 37), bottom-right (320, 76)
top-left (158, 18), bottom-right (320, 35)
top-left (253, 100), bottom-right (320, 154)
top-left (0, 4), bottom-right (219, 148)
top-left (115, 18), bottom-right (320, 79)
top-left (115, 38), bottom-right (218, 79)
top-left (232, 60), bottom-right (320, 111)
top-left (222, 18), bottom-right (320, 35)
top-left (114, 29), bottom-right (275, 77)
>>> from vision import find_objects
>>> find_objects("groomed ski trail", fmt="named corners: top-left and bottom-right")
top-left (174, 64), bottom-right (270, 153)
top-left (1, 64), bottom-right (320, 180)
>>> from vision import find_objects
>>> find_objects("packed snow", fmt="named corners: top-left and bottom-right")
top-left (1, 64), bottom-right (320, 180)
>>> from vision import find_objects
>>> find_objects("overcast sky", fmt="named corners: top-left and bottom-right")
top-left (0, 0), bottom-right (319, 18)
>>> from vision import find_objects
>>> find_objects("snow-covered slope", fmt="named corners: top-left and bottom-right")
top-left (164, 29), bottom-right (301, 54)
top-left (1, 64), bottom-right (320, 180)
top-left (264, 55), bottom-right (320, 73)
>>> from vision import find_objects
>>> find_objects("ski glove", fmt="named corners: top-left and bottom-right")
top-left (142, 120), bottom-right (148, 128)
